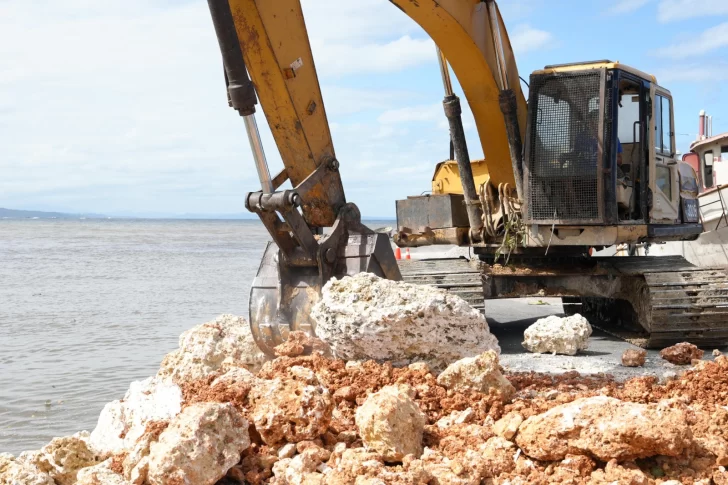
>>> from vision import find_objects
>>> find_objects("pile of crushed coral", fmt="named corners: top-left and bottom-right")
top-left (2, 274), bottom-right (728, 485)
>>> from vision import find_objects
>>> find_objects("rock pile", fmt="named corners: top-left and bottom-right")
top-left (522, 314), bottom-right (592, 355)
top-left (3, 294), bottom-right (727, 484)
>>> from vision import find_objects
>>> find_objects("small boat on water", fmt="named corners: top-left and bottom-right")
top-left (650, 110), bottom-right (728, 266)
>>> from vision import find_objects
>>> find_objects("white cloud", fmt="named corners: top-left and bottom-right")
top-left (655, 61), bottom-right (728, 83)
top-left (607, 0), bottom-right (653, 14)
top-left (653, 22), bottom-right (728, 59)
top-left (658, 0), bottom-right (728, 22)
top-left (377, 104), bottom-right (441, 124)
top-left (0, 0), bottom-right (541, 216)
top-left (510, 24), bottom-right (554, 55)
top-left (311, 36), bottom-right (435, 77)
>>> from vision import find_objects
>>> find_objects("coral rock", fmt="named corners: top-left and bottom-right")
top-left (436, 350), bottom-right (515, 401)
top-left (89, 376), bottom-right (182, 456)
top-left (250, 366), bottom-right (333, 445)
top-left (272, 448), bottom-right (328, 485)
top-left (522, 314), bottom-right (592, 355)
top-left (27, 432), bottom-right (100, 485)
top-left (515, 396), bottom-right (692, 461)
top-left (146, 402), bottom-right (250, 485)
top-left (660, 342), bottom-right (704, 365)
top-left (355, 385), bottom-right (426, 462)
top-left (621, 348), bottom-right (647, 367)
top-left (157, 314), bottom-right (268, 384)
top-left (0, 453), bottom-right (54, 485)
top-left (75, 459), bottom-right (130, 485)
top-left (311, 273), bottom-right (499, 371)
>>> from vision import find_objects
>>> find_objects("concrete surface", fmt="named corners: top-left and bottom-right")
top-left (485, 298), bottom-right (726, 381)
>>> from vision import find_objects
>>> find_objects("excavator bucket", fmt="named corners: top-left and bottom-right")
top-left (248, 208), bottom-right (401, 357)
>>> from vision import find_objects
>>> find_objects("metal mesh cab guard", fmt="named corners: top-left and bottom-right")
top-left (525, 69), bottom-right (606, 224)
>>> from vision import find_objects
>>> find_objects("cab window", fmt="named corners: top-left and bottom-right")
top-left (704, 151), bottom-right (715, 188)
top-left (656, 165), bottom-right (672, 200)
top-left (655, 94), bottom-right (672, 155)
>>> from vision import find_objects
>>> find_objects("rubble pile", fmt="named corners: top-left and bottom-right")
top-left (3, 302), bottom-right (728, 484)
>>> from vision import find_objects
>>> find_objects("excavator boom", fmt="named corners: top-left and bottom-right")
top-left (206, 0), bottom-right (533, 354)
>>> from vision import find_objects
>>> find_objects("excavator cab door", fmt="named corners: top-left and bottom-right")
top-left (649, 88), bottom-right (680, 223)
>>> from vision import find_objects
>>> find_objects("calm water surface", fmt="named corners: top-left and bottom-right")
top-left (0, 218), bottom-right (391, 454)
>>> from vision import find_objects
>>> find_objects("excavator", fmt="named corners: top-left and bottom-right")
top-left (206, 0), bottom-right (728, 354)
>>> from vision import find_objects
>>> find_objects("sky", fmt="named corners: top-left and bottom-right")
top-left (1, 0), bottom-right (726, 218)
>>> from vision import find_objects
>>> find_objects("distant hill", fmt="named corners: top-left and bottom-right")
top-left (0, 208), bottom-right (105, 219)
top-left (0, 207), bottom-right (397, 221)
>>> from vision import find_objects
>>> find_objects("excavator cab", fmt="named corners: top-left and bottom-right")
top-left (524, 61), bottom-right (701, 236)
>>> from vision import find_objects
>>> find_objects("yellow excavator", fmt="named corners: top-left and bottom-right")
top-left (206, 0), bottom-right (728, 354)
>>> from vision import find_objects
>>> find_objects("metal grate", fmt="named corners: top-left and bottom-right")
top-left (526, 71), bottom-right (603, 223)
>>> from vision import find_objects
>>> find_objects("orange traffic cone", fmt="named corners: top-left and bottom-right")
top-left (405, 248), bottom-right (411, 260)
top-left (395, 247), bottom-right (402, 260)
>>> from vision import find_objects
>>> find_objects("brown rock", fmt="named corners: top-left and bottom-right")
top-left (355, 385), bottom-right (426, 462)
top-left (436, 350), bottom-right (515, 401)
top-left (714, 468), bottom-right (728, 485)
top-left (515, 396), bottom-right (693, 461)
top-left (621, 348), bottom-right (647, 367)
top-left (660, 342), bottom-right (704, 365)
top-left (586, 459), bottom-right (650, 485)
top-left (273, 331), bottom-right (332, 358)
top-left (250, 366), bottom-right (333, 445)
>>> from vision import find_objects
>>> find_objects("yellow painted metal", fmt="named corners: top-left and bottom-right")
top-left (533, 61), bottom-right (658, 84)
top-left (390, 0), bottom-right (528, 187)
top-left (228, 0), bottom-right (344, 226)
top-left (432, 159), bottom-right (490, 195)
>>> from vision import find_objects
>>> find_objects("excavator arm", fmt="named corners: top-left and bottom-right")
top-left (206, 0), bottom-right (528, 354)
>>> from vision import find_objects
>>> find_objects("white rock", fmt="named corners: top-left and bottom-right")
top-left (25, 431), bottom-right (100, 485)
top-left (311, 273), bottom-right (499, 371)
top-left (0, 453), bottom-right (54, 485)
top-left (146, 402), bottom-right (250, 485)
top-left (89, 376), bottom-right (182, 456)
top-left (157, 314), bottom-right (268, 385)
top-left (355, 385), bottom-right (426, 462)
top-left (436, 350), bottom-right (515, 400)
top-left (521, 314), bottom-right (592, 355)
top-left (75, 459), bottom-right (130, 485)
top-left (435, 408), bottom-right (475, 429)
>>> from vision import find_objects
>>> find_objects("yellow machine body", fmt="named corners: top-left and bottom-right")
top-left (432, 160), bottom-right (490, 195)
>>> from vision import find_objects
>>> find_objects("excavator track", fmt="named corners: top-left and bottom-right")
top-left (594, 263), bottom-right (728, 348)
top-left (398, 258), bottom-right (486, 312)
top-left (573, 257), bottom-right (728, 348)
top-left (400, 255), bottom-right (728, 348)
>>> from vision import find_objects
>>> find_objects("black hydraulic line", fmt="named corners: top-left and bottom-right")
top-left (442, 94), bottom-right (484, 238)
top-left (498, 89), bottom-right (525, 200)
top-left (207, 0), bottom-right (258, 116)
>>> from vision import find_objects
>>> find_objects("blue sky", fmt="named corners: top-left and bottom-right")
top-left (1, 0), bottom-right (726, 218)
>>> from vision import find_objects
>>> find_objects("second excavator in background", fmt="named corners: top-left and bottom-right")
top-left (206, 0), bottom-right (728, 354)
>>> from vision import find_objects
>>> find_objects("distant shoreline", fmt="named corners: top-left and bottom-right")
top-left (0, 208), bottom-right (395, 222)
